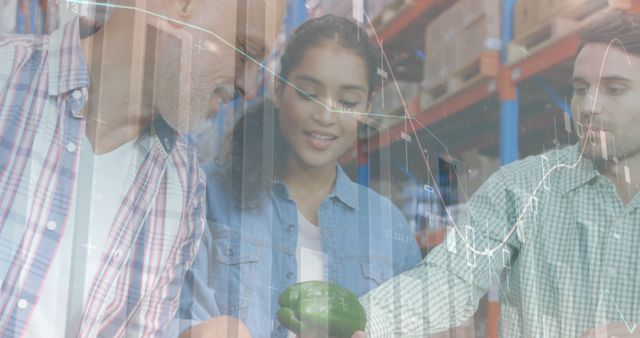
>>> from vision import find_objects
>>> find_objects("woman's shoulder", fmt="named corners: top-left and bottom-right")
top-left (342, 177), bottom-right (422, 271)
top-left (353, 184), bottom-right (405, 219)
top-left (335, 166), bottom-right (403, 215)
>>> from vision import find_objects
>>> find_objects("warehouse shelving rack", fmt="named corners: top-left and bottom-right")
top-left (340, 1), bottom-right (640, 337)
top-left (345, 0), bottom-right (637, 222)
top-left (349, 0), bottom-right (640, 162)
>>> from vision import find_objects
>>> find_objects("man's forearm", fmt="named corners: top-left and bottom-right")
top-left (360, 261), bottom-right (480, 336)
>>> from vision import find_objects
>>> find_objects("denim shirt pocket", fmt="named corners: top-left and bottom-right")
top-left (211, 225), bottom-right (263, 319)
top-left (214, 236), bottom-right (262, 264)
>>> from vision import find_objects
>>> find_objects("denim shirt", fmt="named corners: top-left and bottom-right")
top-left (178, 166), bottom-right (421, 338)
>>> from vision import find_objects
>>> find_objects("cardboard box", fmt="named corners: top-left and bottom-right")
top-left (457, 0), bottom-right (501, 72)
top-left (515, 0), bottom-right (609, 40)
top-left (423, 42), bottom-right (458, 85)
top-left (423, 0), bottom-right (500, 83)
top-left (514, 0), bottom-right (539, 40)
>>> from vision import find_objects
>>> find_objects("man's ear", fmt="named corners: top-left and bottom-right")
top-left (161, 0), bottom-right (200, 24)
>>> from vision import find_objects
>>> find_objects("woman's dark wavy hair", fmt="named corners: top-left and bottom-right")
top-left (217, 14), bottom-right (380, 209)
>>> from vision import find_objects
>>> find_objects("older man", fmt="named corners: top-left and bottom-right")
top-left (0, 0), bottom-right (284, 336)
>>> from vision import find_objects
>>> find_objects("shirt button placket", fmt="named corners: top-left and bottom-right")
top-left (72, 90), bottom-right (83, 100)
top-left (65, 142), bottom-right (77, 153)
top-left (46, 221), bottom-right (57, 230)
top-left (17, 299), bottom-right (28, 310)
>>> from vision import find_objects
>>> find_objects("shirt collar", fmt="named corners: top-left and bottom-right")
top-left (273, 165), bottom-right (358, 210)
top-left (558, 143), bottom-right (600, 195)
top-left (48, 18), bottom-right (90, 97)
top-left (150, 114), bottom-right (177, 155)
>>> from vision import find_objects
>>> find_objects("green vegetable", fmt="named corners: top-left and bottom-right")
top-left (277, 281), bottom-right (366, 338)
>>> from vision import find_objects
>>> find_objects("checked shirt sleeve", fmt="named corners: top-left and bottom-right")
top-left (361, 169), bottom-right (523, 337)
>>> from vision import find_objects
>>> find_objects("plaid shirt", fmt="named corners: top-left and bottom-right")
top-left (361, 144), bottom-right (640, 337)
top-left (0, 19), bottom-right (205, 337)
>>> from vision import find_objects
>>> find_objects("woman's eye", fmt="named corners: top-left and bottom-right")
top-left (296, 88), bottom-right (317, 101)
top-left (338, 100), bottom-right (358, 109)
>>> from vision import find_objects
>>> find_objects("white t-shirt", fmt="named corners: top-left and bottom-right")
top-left (295, 210), bottom-right (325, 283)
top-left (25, 134), bottom-right (140, 338)
top-left (288, 210), bottom-right (327, 338)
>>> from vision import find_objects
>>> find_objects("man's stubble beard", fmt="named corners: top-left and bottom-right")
top-left (153, 53), bottom-right (216, 135)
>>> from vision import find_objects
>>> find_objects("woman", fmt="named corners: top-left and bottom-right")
top-left (179, 15), bottom-right (421, 338)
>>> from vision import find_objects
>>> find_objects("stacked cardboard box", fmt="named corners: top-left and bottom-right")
top-left (514, 0), bottom-right (539, 39)
top-left (514, 0), bottom-right (609, 41)
top-left (315, 0), bottom-right (395, 24)
top-left (423, 0), bottom-right (501, 88)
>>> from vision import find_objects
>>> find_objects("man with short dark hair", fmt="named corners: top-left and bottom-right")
top-left (353, 9), bottom-right (640, 337)
top-left (0, 0), bottom-right (284, 336)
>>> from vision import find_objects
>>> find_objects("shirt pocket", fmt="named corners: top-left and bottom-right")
top-left (214, 236), bottom-right (262, 264)
top-left (210, 225), bottom-right (263, 318)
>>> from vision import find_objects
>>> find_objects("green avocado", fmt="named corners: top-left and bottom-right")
top-left (277, 281), bottom-right (366, 338)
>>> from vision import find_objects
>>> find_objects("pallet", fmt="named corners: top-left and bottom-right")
top-left (420, 50), bottom-right (499, 109)
top-left (508, 1), bottom-right (611, 64)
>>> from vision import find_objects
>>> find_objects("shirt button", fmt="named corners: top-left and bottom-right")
top-left (46, 221), bottom-right (57, 230)
top-left (613, 233), bottom-right (621, 240)
top-left (65, 142), bottom-right (77, 153)
top-left (114, 250), bottom-right (122, 258)
top-left (286, 272), bottom-right (294, 280)
top-left (287, 224), bottom-right (295, 232)
top-left (226, 248), bottom-right (234, 256)
top-left (17, 299), bottom-right (28, 309)
top-left (72, 90), bottom-right (83, 100)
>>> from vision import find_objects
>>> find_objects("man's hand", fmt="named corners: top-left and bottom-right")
top-left (179, 316), bottom-right (252, 338)
top-left (580, 321), bottom-right (639, 338)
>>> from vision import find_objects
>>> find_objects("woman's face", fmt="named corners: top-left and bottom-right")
top-left (277, 43), bottom-right (371, 170)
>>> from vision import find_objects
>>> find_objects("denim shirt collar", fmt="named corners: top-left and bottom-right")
top-left (273, 165), bottom-right (358, 210)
